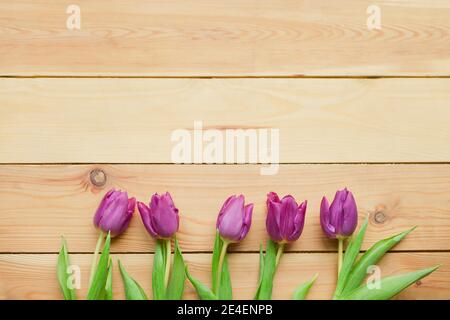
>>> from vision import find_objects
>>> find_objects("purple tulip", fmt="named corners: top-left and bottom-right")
top-left (138, 192), bottom-right (179, 239)
top-left (266, 192), bottom-right (307, 243)
top-left (216, 195), bottom-right (253, 243)
top-left (320, 188), bottom-right (358, 239)
top-left (93, 189), bottom-right (136, 237)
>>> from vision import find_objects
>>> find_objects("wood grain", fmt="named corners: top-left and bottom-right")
top-left (0, 0), bottom-right (449, 76)
top-left (0, 252), bottom-right (448, 299)
top-left (1, 78), bottom-right (450, 163)
top-left (0, 164), bottom-right (449, 253)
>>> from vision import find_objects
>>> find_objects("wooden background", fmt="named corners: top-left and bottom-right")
top-left (0, 0), bottom-right (449, 300)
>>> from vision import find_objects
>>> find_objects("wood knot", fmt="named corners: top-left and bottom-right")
top-left (416, 280), bottom-right (422, 286)
top-left (90, 169), bottom-right (107, 187)
top-left (373, 205), bottom-right (387, 224)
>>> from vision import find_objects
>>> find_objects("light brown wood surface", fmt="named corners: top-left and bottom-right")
top-left (0, 0), bottom-right (449, 76)
top-left (1, 78), bottom-right (450, 163)
top-left (0, 164), bottom-right (449, 253)
top-left (0, 253), bottom-right (448, 300)
top-left (0, 0), bottom-right (449, 300)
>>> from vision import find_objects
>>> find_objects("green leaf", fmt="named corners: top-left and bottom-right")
top-left (218, 254), bottom-right (232, 300)
top-left (211, 231), bottom-right (221, 293)
top-left (334, 217), bottom-right (369, 298)
top-left (341, 226), bottom-right (416, 296)
top-left (253, 244), bottom-right (265, 299)
top-left (57, 237), bottom-right (77, 300)
top-left (118, 260), bottom-right (148, 300)
top-left (293, 274), bottom-right (318, 300)
top-left (258, 244), bottom-right (265, 284)
top-left (254, 239), bottom-right (277, 300)
top-left (105, 259), bottom-right (113, 300)
top-left (166, 239), bottom-right (186, 300)
top-left (152, 239), bottom-right (166, 300)
top-left (185, 267), bottom-right (217, 300)
top-left (340, 265), bottom-right (440, 300)
top-left (87, 232), bottom-right (111, 300)
top-left (211, 231), bottom-right (232, 299)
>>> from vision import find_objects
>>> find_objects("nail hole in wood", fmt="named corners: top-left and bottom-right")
top-left (90, 169), bottom-right (107, 187)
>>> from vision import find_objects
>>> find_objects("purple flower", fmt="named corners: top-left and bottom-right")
top-left (93, 189), bottom-right (136, 237)
top-left (320, 188), bottom-right (358, 239)
top-left (266, 192), bottom-right (307, 243)
top-left (138, 192), bottom-right (179, 239)
top-left (216, 195), bottom-right (253, 243)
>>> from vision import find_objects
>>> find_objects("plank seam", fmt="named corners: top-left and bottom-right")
top-left (2, 162), bottom-right (450, 165)
top-left (1, 76), bottom-right (450, 79)
top-left (2, 250), bottom-right (450, 255)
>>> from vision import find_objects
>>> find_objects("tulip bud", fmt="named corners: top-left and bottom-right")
top-left (320, 188), bottom-right (358, 239)
top-left (266, 192), bottom-right (307, 243)
top-left (138, 192), bottom-right (179, 239)
top-left (93, 189), bottom-right (136, 237)
top-left (216, 195), bottom-right (253, 243)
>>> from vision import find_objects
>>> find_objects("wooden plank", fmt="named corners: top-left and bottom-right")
top-left (0, 164), bottom-right (449, 252)
top-left (0, 252), bottom-right (448, 299)
top-left (1, 78), bottom-right (450, 163)
top-left (0, 0), bottom-right (449, 76)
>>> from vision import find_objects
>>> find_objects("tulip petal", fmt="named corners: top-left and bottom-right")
top-left (93, 189), bottom-right (135, 237)
top-left (320, 196), bottom-right (336, 238)
top-left (289, 200), bottom-right (307, 242)
top-left (216, 195), bottom-right (237, 229)
top-left (238, 203), bottom-right (253, 241)
top-left (151, 193), bottom-right (179, 238)
top-left (111, 197), bottom-right (135, 236)
top-left (140, 193), bottom-right (179, 239)
top-left (138, 201), bottom-right (157, 238)
top-left (127, 197), bottom-right (136, 215)
top-left (217, 195), bottom-right (245, 241)
top-left (266, 192), bottom-right (280, 205)
top-left (280, 195), bottom-right (297, 240)
top-left (98, 192), bottom-right (130, 237)
top-left (93, 189), bottom-right (115, 227)
top-left (266, 199), bottom-right (282, 242)
top-left (341, 191), bottom-right (358, 236)
top-left (329, 189), bottom-right (346, 235)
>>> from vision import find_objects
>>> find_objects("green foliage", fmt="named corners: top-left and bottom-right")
top-left (118, 260), bottom-right (148, 300)
top-left (166, 239), bottom-right (187, 300)
top-left (293, 274), bottom-right (318, 300)
top-left (254, 239), bottom-right (278, 300)
top-left (57, 237), bottom-right (77, 300)
top-left (87, 232), bottom-right (111, 300)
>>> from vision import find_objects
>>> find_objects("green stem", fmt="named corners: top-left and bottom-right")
top-left (275, 243), bottom-right (285, 267)
top-left (164, 238), bottom-right (171, 289)
top-left (89, 231), bottom-right (104, 286)
top-left (338, 237), bottom-right (344, 276)
top-left (214, 240), bottom-right (229, 296)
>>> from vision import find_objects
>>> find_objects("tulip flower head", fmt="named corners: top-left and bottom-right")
top-left (216, 195), bottom-right (253, 243)
top-left (93, 189), bottom-right (136, 237)
top-left (320, 188), bottom-right (358, 239)
top-left (138, 192), bottom-right (179, 239)
top-left (266, 192), bottom-right (307, 243)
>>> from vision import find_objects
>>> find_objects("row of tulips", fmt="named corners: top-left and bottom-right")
top-left (57, 188), bottom-right (440, 300)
